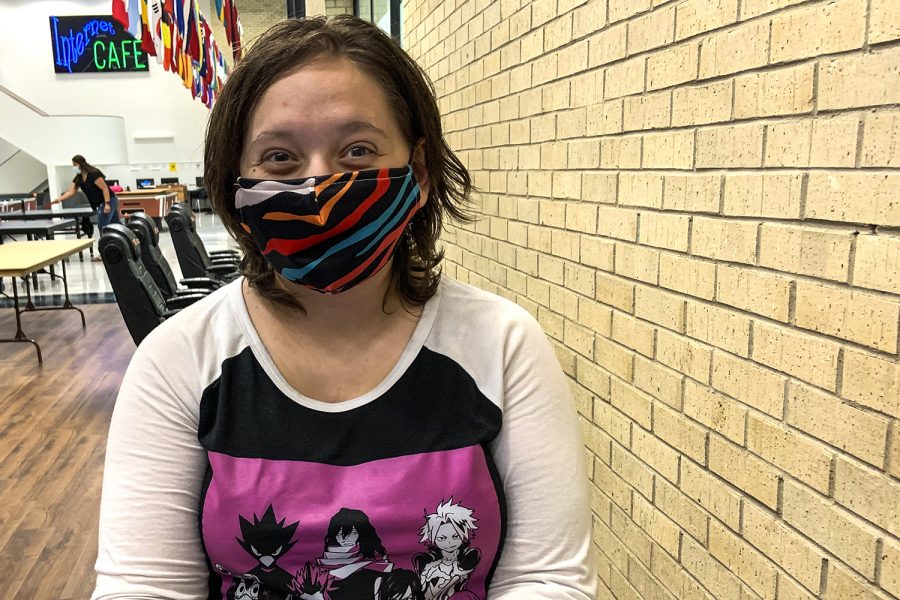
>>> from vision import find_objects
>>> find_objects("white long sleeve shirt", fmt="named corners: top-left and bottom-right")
top-left (92, 277), bottom-right (595, 600)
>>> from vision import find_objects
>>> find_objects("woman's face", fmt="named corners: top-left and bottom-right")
top-left (335, 525), bottom-right (359, 547)
top-left (434, 522), bottom-right (463, 553)
top-left (240, 57), bottom-right (427, 193)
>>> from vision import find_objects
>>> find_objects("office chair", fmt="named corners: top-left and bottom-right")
top-left (125, 212), bottom-right (222, 299)
top-left (99, 224), bottom-right (206, 345)
top-left (164, 204), bottom-right (241, 282)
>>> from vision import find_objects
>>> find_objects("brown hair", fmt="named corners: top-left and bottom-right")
top-left (204, 15), bottom-right (473, 308)
top-left (72, 154), bottom-right (99, 174)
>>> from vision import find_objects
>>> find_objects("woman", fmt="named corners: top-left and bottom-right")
top-left (51, 154), bottom-right (120, 260)
top-left (91, 15), bottom-right (593, 600)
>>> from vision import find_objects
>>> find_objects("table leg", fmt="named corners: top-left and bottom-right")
top-left (0, 274), bottom-right (42, 363)
top-left (60, 258), bottom-right (85, 329)
top-left (47, 233), bottom-right (56, 278)
top-left (27, 233), bottom-right (38, 286)
top-left (23, 273), bottom-right (35, 310)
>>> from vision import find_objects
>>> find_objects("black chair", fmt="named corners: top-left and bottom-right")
top-left (165, 204), bottom-right (241, 282)
top-left (125, 212), bottom-right (222, 299)
top-left (99, 224), bottom-right (206, 345)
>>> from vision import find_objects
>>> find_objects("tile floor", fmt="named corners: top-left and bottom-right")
top-left (0, 211), bottom-right (236, 308)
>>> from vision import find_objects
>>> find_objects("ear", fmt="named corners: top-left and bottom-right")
top-left (411, 139), bottom-right (430, 209)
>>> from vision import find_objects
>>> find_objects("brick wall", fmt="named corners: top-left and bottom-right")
top-left (402, 1), bottom-right (900, 598)
top-left (236, 0), bottom-right (284, 46)
top-left (326, 0), bottom-right (355, 16)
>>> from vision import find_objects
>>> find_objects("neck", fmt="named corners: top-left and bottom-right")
top-left (442, 548), bottom-right (460, 561)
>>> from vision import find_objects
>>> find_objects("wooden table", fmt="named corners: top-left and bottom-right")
top-left (0, 239), bottom-right (94, 364)
top-left (0, 218), bottom-right (80, 281)
top-left (0, 208), bottom-right (95, 221)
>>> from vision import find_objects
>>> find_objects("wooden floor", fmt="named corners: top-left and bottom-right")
top-left (0, 302), bottom-right (134, 599)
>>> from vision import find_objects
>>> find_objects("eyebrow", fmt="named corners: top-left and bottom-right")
top-left (250, 120), bottom-right (389, 147)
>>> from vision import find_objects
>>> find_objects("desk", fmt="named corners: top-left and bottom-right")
top-left (0, 219), bottom-right (79, 281)
top-left (0, 198), bottom-right (37, 212)
top-left (116, 191), bottom-right (177, 225)
top-left (0, 208), bottom-right (95, 221)
top-left (0, 239), bottom-right (93, 364)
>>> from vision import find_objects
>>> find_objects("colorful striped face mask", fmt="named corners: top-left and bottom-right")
top-left (235, 166), bottom-right (422, 294)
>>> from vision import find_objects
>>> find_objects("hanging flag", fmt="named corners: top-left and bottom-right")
top-left (111, 0), bottom-right (129, 31)
top-left (147, 0), bottom-right (165, 59)
top-left (126, 0), bottom-right (142, 39)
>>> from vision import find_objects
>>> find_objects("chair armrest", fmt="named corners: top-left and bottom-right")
top-left (210, 249), bottom-right (240, 257)
top-left (164, 293), bottom-right (207, 310)
top-left (210, 256), bottom-right (239, 266)
top-left (161, 309), bottom-right (181, 320)
top-left (173, 289), bottom-right (211, 297)
top-left (179, 277), bottom-right (223, 290)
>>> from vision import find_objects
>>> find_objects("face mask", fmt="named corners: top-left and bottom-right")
top-left (235, 165), bottom-right (422, 294)
top-left (72, 166), bottom-right (80, 175)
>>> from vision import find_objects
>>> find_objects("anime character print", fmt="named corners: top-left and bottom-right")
top-left (234, 504), bottom-right (300, 595)
top-left (413, 499), bottom-right (481, 600)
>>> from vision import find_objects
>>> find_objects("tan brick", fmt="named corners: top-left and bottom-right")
top-left (871, 0), bottom-right (900, 43)
top-left (583, 172), bottom-right (618, 204)
top-left (612, 311), bottom-right (656, 357)
top-left (709, 435), bottom-right (780, 508)
top-left (573, 0), bottom-right (607, 39)
top-left (680, 458), bottom-right (742, 530)
top-left (579, 297), bottom-right (614, 337)
top-left (783, 479), bottom-right (879, 579)
top-left (581, 235), bottom-right (616, 271)
top-left (566, 319), bottom-right (597, 358)
top-left (633, 425), bottom-right (680, 483)
top-left (681, 534), bottom-right (744, 599)
top-left (588, 24), bottom-right (628, 68)
top-left (615, 243), bottom-right (660, 285)
top-left (853, 235), bottom-right (900, 294)
top-left (605, 56), bottom-right (646, 99)
top-left (599, 136), bottom-right (641, 168)
top-left (611, 445), bottom-right (654, 503)
top-left (642, 131), bottom-right (695, 169)
top-left (628, 5), bottom-right (675, 54)
top-left (578, 355), bottom-right (610, 399)
top-left (708, 520), bottom-right (777, 600)
top-left (841, 349), bottom-right (900, 418)
top-left (595, 398), bottom-right (633, 447)
top-left (595, 336), bottom-right (636, 381)
top-left (676, 0), bottom-right (738, 41)
top-left (659, 252), bottom-right (716, 301)
top-left (770, 0), bottom-right (865, 64)
top-left (778, 577), bottom-right (817, 600)
top-left (691, 217), bottom-right (758, 264)
top-left (712, 352), bottom-right (785, 418)
top-left (652, 543), bottom-right (716, 600)
top-left (664, 174), bottom-right (721, 213)
top-left (823, 561), bottom-right (887, 600)
top-left (883, 538), bottom-right (900, 597)
top-left (716, 264), bottom-right (791, 322)
top-left (740, 0), bottom-right (804, 19)
top-left (639, 212), bottom-right (690, 252)
top-left (647, 42), bottom-right (699, 91)
top-left (610, 377), bottom-right (653, 430)
top-left (734, 63), bottom-right (815, 119)
top-left (696, 123), bottom-right (764, 168)
top-left (722, 172), bottom-right (803, 219)
top-left (566, 203), bottom-right (598, 235)
top-left (806, 172), bottom-right (900, 227)
top-left (748, 413), bottom-right (832, 493)
top-left (538, 254), bottom-right (566, 284)
top-left (634, 355), bottom-right (683, 409)
top-left (595, 457), bottom-right (633, 512)
top-left (571, 71), bottom-right (602, 108)
top-left (619, 173), bottom-right (664, 209)
top-left (699, 19), bottom-right (769, 79)
top-left (788, 382), bottom-right (889, 467)
top-left (657, 328), bottom-right (712, 383)
top-left (862, 109), bottom-right (900, 168)
top-left (633, 493), bottom-right (681, 558)
top-left (686, 302), bottom-right (751, 356)
top-left (891, 420), bottom-right (900, 480)
top-left (623, 91), bottom-right (671, 131)
top-left (833, 456), bottom-right (899, 537)
top-left (597, 206), bottom-right (639, 241)
top-left (608, 0), bottom-right (651, 23)
top-left (753, 321), bottom-right (840, 391)
top-left (654, 401), bottom-right (707, 463)
top-left (795, 282), bottom-right (899, 352)
top-left (628, 557), bottom-right (678, 600)
top-left (655, 477), bottom-right (708, 543)
top-left (758, 224), bottom-right (852, 282)
top-left (810, 114), bottom-right (860, 167)
top-left (672, 80), bottom-right (732, 126)
top-left (742, 502), bottom-right (825, 594)
top-left (684, 379), bottom-right (746, 444)
top-left (635, 286), bottom-right (686, 332)
top-left (819, 46), bottom-right (900, 110)
top-left (553, 172), bottom-right (585, 200)
top-left (765, 120), bottom-right (812, 168)
top-left (596, 271), bottom-right (636, 312)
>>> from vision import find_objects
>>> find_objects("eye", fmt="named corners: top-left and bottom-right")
top-left (344, 145), bottom-right (376, 160)
top-left (274, 545), bottom-right (282, 555)
top-left (263, 150), bottom-right (293, 163)
top-left (250, 545), bottom-right (261, 556)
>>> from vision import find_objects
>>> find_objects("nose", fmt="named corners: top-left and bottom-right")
top-left (260, 556), bottom-right (275, 567)
top-left (305, 155), bottom-right (333, 178)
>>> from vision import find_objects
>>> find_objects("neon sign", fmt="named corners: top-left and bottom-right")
top-left (49, 15), bottom-right (148, 73)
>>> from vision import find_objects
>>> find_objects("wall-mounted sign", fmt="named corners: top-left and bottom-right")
top-left (49, 15), bottom-right (148, 74)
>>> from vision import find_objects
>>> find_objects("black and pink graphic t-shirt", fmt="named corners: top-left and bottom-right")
top-left (92, 278), bottom-right (595, 600)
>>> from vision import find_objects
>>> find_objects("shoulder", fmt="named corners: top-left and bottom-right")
top-left (87, 169), bottom-right (104, 181)
top-left (433, 277), bottom-right (538, 337)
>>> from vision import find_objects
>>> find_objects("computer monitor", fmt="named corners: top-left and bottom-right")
top-left (160, 177), bottom-right (180, 184)
top-left (106, 178), bottom-right (119, 186)
top-left (137, 178), bottom-right (155, 189)
top-left (195, 176), bottom-right (204, 187)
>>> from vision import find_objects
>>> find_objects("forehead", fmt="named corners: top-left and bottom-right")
top-left (245, 57), bottom-right (400, 141)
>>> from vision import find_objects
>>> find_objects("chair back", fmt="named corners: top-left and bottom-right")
top-left (99, 224), bottom-right (169, 345)
top-left (165, 204), bottom-right (216, 278)
top-left (126, 212), bottom-right (179, 297)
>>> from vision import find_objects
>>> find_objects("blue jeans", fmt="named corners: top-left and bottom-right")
top-left (98, 194), bottom-right (121, 233)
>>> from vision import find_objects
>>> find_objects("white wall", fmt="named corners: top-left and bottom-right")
top-left (0, 147), bottom-right (47, 194)
top-left (0, 0), bottom-right (222, 195)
